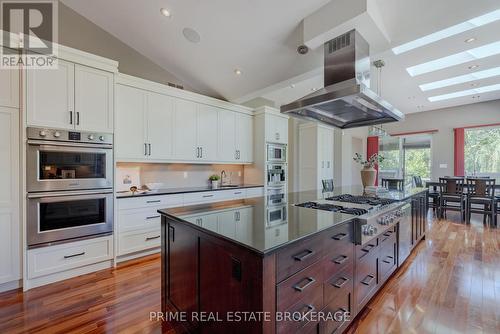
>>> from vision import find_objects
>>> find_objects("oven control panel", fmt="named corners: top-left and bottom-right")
top-left (28, 127), bottom-right (113, 145)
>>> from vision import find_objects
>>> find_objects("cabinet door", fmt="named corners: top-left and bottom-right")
top-left (147, 92), bottom-right (174, 160)
top-left (0, 50), bottom-right (19, 108)
top-left (115, 84), bottom-right (147, 160)
top-left (173, 98), bottom-right (198, 160)
top-left (235, 208), bottom-right (253, 244)
top-left (0, 107), bottom-right (20, 285)
top-left (197, 104), bottom-right (218, 161)
top-left (27, 59), bottom-right (74, 129)
top-left (74, 64), bottom-right (113, 133)
top-left (199, 213), bottom-right (218, 232)
top-left (218, 110), bottom-right (236, 162)
top-left (236, 113), bottom-right (253, 162)
top-left (217, 210), bottom-right (237, 239)
top-left (266, 114), bottom-right (288, 144)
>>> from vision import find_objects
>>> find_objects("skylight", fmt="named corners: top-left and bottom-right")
top-left (406, 41), bottom-right (500, 76)
top-left (428, 83), bottom-right (500, 101)
top-left (392, 9), bottom-right (500, 55)
top-left (419, 66), bottom-right (500, 91)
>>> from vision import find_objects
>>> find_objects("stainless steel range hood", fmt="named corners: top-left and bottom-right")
top-left (281, 30), bottom-right (404, 129)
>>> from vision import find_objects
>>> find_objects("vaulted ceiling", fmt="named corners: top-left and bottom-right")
top-left (63, 0), bottom-right (500, 114)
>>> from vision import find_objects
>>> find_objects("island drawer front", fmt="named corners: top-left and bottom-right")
top-left (379, 226), bottom-right (397, 246)
top-left (319, 288), bottom-right (352, 334)
top-left (324, 240), bottom-right (354, 279)
top-left (277, 259), bottom-right (324, 312)
top-left (277, 284), bottom-right (323, 334)
top-left (356, 237), bottom-right (379, 260)
top-left (324, 265), bottom-right (354, 306)
top-left (355, 245), bottom-right (378, 309)
top-left (379, 237), bottom-right (397, 282)
top-left (118, 194), bottom-right (183, 210)
top-left (118, 207), bottom-right (161, 232)
top-left (117, 227), bottom-right (161, 256)
top-left (277, 234), bottom-right (324, 282)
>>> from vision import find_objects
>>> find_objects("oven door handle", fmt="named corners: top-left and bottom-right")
top-left (28, 140), bottom-right (112, 150)
top-left (27, 189), bottom-right (113, 199)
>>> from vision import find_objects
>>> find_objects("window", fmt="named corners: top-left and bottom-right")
top-left (464, 126), bottom-right (500, 181)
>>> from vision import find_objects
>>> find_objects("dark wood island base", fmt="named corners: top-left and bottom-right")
top-left (160, 190), bottom-right (428, 334)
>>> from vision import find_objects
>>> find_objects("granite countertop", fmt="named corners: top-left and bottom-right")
top-left (158, 187), bottom-right (428, 255)
top-left (116, 184), bottom-right (264, 198)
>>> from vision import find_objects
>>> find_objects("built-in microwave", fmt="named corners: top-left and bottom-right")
top-left (267, 143), bottom-right (286, 163)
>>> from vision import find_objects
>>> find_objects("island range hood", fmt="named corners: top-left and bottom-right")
top-left (281, 30), bottom-right (404, 129)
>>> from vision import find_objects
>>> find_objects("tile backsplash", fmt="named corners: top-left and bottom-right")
top-left (116, 163), bottom-right (245, 191)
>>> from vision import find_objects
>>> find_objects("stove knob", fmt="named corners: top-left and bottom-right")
top-left (39, 130), bottom-right (47, 137)
top-left (53, 131), bottom-right (61, 138)
top-left (88, 134), bottom-right (94, 140)
top-left (99, 135), bottom-right (105, 141)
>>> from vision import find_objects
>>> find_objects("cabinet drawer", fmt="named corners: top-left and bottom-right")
top-left (28, 236), bottom-right (113, 279)
top-left (118, 207), bottom-right (161, 232)
top-left (324, 265), bottom-right (354, 306)
top-left (277, 284), bottom-right (323, 334)
top-left (320, 289), bottom-right (352, 334)
top-left (277, 235), bottom-right (324, 282)
top-left (379, 238), bottom-right (397, 282)
top-left (220, 188), bottom-right (247, 200)
top-left (118, 194), bottom-right (183, 210)
top-left (277, 260), bottom-right (323, 312)
top-left (183, 191), bottom-right (227, 205)
top-left (379, 226), bottom-right (396, 246)
top-left (355, 248), bottom-right (378, 310)
top-left (324, 223), bottom-right (354, 278)
top-left (118, 228), bottom-right (161, 255)
top-left (355, 238), bottom-right (379, 260)
top-left (246, 187), bottom-right (264, 198)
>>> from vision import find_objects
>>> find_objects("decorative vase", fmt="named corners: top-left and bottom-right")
top-left (211, 180), bottom-right (219, 189)
top-left (360, 166), bottom-right (377, 188)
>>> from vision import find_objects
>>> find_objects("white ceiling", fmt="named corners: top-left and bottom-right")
top-left (63, 0), bottom-right (500, 114)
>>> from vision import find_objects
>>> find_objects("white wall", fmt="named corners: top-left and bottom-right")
top-left (383, 100), bottom-right (500, 179)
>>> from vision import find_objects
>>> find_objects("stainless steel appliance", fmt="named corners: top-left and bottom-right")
top-left (267, 143), bottom-right (286, 163)
top-left (266, 186), bottom-right (287, 206)
top-left (397, 202), bottom-right (412, 265)
top-left (281, 30), bottom-right (404, 129)
top-left (267, 164), bottom-right (286, 187)
top-left (267, 205), bottom-right (287, 227)
top-left (27, 127), bottom-right (113, 192)
top-left (27, 190), bottom-right (113, 247)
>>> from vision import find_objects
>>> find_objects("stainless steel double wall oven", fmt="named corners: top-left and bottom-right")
top-left (27, 127), bottom-right (114, 248)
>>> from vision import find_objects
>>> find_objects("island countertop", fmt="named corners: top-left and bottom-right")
top-left (158, 187), bottom-right (427, 255)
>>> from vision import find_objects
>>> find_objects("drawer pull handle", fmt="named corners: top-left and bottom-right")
top-left (332, 233), bottom-right (347, 240)
top-left (293, 277), bottom-right (316, 292)
top-left (146, 200), bottom-right (161, 204)
top-left (293, 249), bottom-right (315, 262)
top-left (145, 235), bottom-right (161, 241)
top-left (203, 194), bottom-right (214, 198)
top-left (146, 215), bottom-right (161, 220)
top-left (64, 251), bottom-right (85, 259)
top-left (383, 230), bottom-right (393, 237)
top-left (234, 192), bottom-right (242, 195)
top-left (361, 274), bottom-right (375, 286)
top-left (383, 255), bottom-right (394, 264)
top-left (361, 244), bottom-right (375, 253)
top-left (333, 277), bottom-right (350, 288)
top-left (292, 304), bottom-right (315, 321)
top-left (333, 255), bottom-right (348, 264)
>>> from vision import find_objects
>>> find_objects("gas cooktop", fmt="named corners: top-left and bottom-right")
top-left (326, 194), bottom-right (396, 206)
top-left (295, 201), bottom-right (368, 216)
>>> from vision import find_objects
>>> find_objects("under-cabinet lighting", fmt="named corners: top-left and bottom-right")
top-left (419, 66), bottom-right (500, 91)
top-left (428, 83), bottom-right (500, 101)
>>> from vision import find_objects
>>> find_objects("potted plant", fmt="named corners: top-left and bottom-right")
top-left (353, 153), bottom-right (385, 188)
top-left (208, 174), bottom-right (220, 188)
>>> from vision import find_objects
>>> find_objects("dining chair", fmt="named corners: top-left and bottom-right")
top-left (322, 179), bottom-right (334, 193)
top-left (438, 177), bottom-right (466, 221)
top-left (425, 181), bottom-right (440, 217)
top-left (381, 178), bottom-right (404, 191)
top-left (466, 178), bottom-right (496, 226)
top-left (413, 176), bottom-right (423, 187)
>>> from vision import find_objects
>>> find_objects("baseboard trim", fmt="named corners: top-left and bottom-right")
top-left (116, 248), bottom-right (160, 263)
top-left (0, 279), bottom-right (22, 293)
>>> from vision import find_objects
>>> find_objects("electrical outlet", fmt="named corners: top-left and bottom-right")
top-left (183, 172), bottom-right (188, 178)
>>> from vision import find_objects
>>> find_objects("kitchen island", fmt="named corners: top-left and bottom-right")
top-left (159, 187), bottom-right (428, 334)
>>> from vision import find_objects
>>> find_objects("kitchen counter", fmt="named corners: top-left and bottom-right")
top-left (115, 184), bottom-right (263, 198)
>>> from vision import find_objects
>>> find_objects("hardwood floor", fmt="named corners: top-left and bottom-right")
top-left (0, 212), bottom-right (498, 334)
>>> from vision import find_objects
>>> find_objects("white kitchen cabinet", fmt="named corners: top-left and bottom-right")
top-left (0, 106), bottom-right (20, 287)
top-left (27, 59), bottom-right (74, 130)
top-left (115, 84), bottom-right (147, 160)
top-left (0, 49), bottom-right (19, 108)
top-left (265, 113), bottom-right (288, 144)
top-left (75, 64), bottom-right (114, 133)
top-left (218, 110), bottom-right (236, 161)
top-left (197, 104), bottom-right (219, 161)
top-left (236, 113), bottom-right (253, 162)
top-left (147, 92), bottom-right (174, 160)
top-left (173, 98), bottom-right (198, 160)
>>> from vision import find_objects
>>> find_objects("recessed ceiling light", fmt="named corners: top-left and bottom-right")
top-left (465, 37), bottom-right (476, 43)
top-left (468, 64), bottom-right (479, 70)
top-left (419, 66), bottom-right (500, 91)
top-left (392, 9), bottom-right (500, 54)
top-left (428, 83), bottom-right (500, 102)
top-left (290, 84), bottom-right (295, 88)
top-left (406, 41), bottom-right (500, 76)
top-left (182, 27), bottom-right (201, 43)
top-left (234, 69), bottom-right (242, 75)
top-left (160, 8), bottom-right (171, 17)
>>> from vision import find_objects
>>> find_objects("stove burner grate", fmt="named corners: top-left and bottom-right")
top-left (326, 194), bottom-right (396, 206)
top-left (296, 202), bottom-right (368, 216)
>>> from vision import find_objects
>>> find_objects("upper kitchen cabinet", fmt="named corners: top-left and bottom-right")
top-left (74, 64), bottom-right (114, 133)
top-left (26, 48), bottom-right (118, 133)
top-left (0, 48), bottom-right (19, 108)
top-left (173, 98), bottom-right (198, 161)
top-left (147, 92), bottom-right (174, 160)
top-left (265, 111), bottom-right (288, 144)
top-left (196, 104), bottom-right (219, 161)
top-left (218, 110), bottom-right (253, 163)
top-left (236, 113), bottom-right (253, 162)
